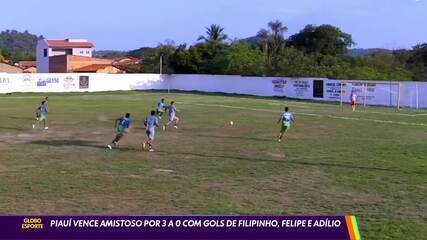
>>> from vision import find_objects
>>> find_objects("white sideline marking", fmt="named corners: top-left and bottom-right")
top-left (193, 103), bottom-right (322, 117)
top-left (355, 111), bottom-right (427, 117)
top-left (327, 115), bottom-right (427, 127)
top-left (267, 101), bottom-right (427, 117)
top-left (191, 103), bottom-right (427, 127)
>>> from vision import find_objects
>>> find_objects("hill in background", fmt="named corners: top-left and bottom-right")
top-left (0, 29), bottom-right (398, 62)
top-left (0, 30), bottom-right (42, 62)
top-left (347, 48), bottom-right (392, 57)
top-left (241, 35), bottom-right (393, 57)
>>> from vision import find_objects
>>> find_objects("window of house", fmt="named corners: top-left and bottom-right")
top-left (44, 49), bottom-right (48, 57)
top-left (86, 51), bottom-right (90, 54)
top-left (80, 51), bottom-right (83, 54)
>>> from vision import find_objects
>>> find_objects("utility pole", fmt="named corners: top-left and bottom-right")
top-left (160, 55), bottom-right (163, 75)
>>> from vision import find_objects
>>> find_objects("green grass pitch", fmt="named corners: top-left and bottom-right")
top-left (0, 91), bottom-right (426, 239)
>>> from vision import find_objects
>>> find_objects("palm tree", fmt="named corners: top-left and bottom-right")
top-left (198, 24), bottom-right (228, 43)
top-left (257, 29), bottom-right (269, 55)
top-left (268, 20), bottom-right (288, 42)
top-left (257, 20), bottom-right (288, 51)
top-left (257, 20), bottom-right (288, 72)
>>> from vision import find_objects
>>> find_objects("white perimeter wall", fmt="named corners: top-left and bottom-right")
top-left (0, 73), bottom-right (426, 108)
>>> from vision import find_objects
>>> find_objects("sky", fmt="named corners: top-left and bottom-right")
top-left (1, 0), bottom-right (426, 50)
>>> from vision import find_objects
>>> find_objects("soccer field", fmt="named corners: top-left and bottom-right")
top-left (0, 91), bottom-right (426, 239)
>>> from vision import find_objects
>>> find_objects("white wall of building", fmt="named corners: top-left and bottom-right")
top-left (0, 73), bottom-right (426, 108)
top-left (36, 39), bottom-right (50, 73)
top-left (50, 49), bottom-right (71, 56)
top-left (72, 48), bottom-right (93, 57)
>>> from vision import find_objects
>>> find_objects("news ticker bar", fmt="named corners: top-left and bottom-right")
top-left (1, 215), bottom-right (361, 239)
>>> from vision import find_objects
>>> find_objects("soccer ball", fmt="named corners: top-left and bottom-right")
top-left (230, 121), bottom-right (234, 126)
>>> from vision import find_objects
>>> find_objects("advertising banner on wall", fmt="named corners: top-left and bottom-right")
top-left (0, 73), bottom-right (425, 108)
top-left (36, 76), bottom-right (61, 90)
top-left (21, 74), bottom-right (36, 91)
top-left (79, 76), bottom-right (90, 89)
top-left (272, 79), bottom-right (286, 92)
top-left (63, 76), bottom-right (78, 90)
top-left (0, 75), bottom-right (14, 94)
top-left (293, 79), bottom-right (311, 97)
top-left (325, 81), bottom-right (343, 101)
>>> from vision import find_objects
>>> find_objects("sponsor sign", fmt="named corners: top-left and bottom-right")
top-left (0, 77), bottom-right (10, 85)
top-left (79, 76), bottom-right (89, 89)
top-left (293, 80), bottom-right (310, 97)
top-left (22, 75), bottom-right (33, 87)
top-left (325, 82), bottom-right (344, 100)
top-left (272, 79), bottom-right (286, 92)
top-left (63, 76), bottom-right (77, 90)
top-left (37, 77), bottom-right (60, 87)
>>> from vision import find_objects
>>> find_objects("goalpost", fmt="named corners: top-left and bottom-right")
top-left (339, 80), bottom-right (403, 110)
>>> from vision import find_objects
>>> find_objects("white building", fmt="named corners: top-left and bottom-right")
top-left (36, 39), bottom-right (94, 73)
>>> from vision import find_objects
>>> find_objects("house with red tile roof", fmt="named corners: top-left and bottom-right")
top-left (18, 61), bottom-right (37, 73)
top-left (36, 39), bottom-right (95, 73)
top-left (0, 61), bottom-right (23, 73)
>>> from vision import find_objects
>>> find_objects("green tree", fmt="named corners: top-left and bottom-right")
top-left (0, 30), bottom-right (42, 62)
top-left (169, 44), bottom-right (199, 73)
top-left (195, 42), bottom-right (229, 74)
top-left (277, 47), bottom-right (320, 77)
top-left (0, 49), bottom-right (5, 62)
top-left (288, 24), bottom-right (354, 56)
top-left (156, 40), bottom-right (177, 74)
top-left (256, 20), bottom-right (288, 73)
top-left (226, 42), bottom-right (265, 76)
top-left (198, 24), bottom-right (228, 43)
top-left (406, 43), bottom-right (427, 80)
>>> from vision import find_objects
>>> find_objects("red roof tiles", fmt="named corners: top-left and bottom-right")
top-left (47, 40), bottom-right (94, 48)
top-left (73, 64), bottom-right (113, 72)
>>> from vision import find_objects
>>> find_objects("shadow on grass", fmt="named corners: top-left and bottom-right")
top-left (29, 139), bottom-right (134, 152)
top-left (0, 126), bottom-right (25, 131)
top-left (158, 150), bottom-right (426, 176)
top-left (8, 116), bottom-right (35, 121)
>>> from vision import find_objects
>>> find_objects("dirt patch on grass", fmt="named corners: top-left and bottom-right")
top-left (0, 164), bottom-right (8, 172)
top-left (154, 169), bottom-right (175, 173)
top-left (267, 152), bottom-right (286, 159)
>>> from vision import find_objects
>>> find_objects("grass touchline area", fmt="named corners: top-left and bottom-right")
top-left (0, 91), bottom-right (426, 239)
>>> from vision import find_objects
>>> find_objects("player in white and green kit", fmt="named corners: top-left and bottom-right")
top-left (143, 110), bottom-right (159, 152)
top-left (156, 98), bottom-right (165, 119)
top-left (277, 107), bottom-right (295, 142)
top-left (32, 100), bottom-right (49, 130)
top-left (163, 101), bottom-right (180, 130)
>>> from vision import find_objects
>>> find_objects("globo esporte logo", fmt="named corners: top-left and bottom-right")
top-left (21, 217), bottom-right (43, 230)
